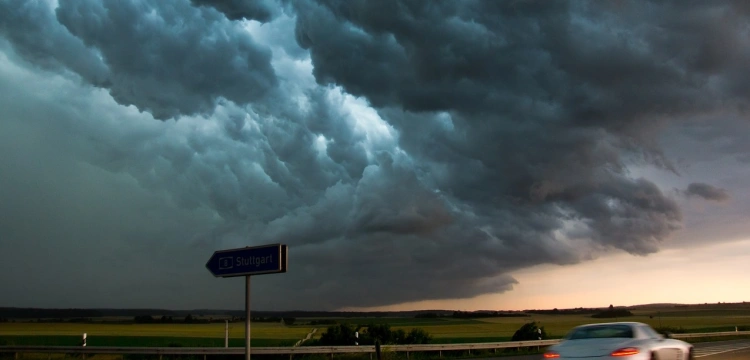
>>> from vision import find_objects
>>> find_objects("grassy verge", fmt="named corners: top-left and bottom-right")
top-left (0, 335), bottom-right (295, 347)
top-left (679, 335), bottom-right (750, 344)
top-left (0, 323), bottom-right (311, 339)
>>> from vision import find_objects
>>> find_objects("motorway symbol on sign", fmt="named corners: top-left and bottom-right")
top-left (206, 243), bottom-right (288, 278)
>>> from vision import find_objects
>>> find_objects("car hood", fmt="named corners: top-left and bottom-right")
top-left (551, 338), bottom-right (638, 357)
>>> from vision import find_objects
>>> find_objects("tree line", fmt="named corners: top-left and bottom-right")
top-left (133, 315), bottom-right (297, 324)
top-left (449, 311), bottom-right (529, 318)
top-left (311, 323), bottom-right (432, 346)
top-left (311, 321), bottom-right (549, 346)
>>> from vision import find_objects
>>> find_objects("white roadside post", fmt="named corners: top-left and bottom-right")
top-left (82, 333), bottom-right (87, 360)
top-left (538, 328), bottom-right (542, 351)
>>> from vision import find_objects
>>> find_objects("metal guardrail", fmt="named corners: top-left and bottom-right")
top-left (0, 340), bottom-right (558, 357)
top-left (0, 332), bottom-right (747, 357)
top-left (671, 330), bottom-right (750, 339)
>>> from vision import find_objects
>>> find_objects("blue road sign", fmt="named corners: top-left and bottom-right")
top-left (206, 243), bottom-right (287, 277)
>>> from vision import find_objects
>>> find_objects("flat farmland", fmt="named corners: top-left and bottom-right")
top-left (353, 308), bottom-right (750, 342)
top-left (308, 318), bottom-right (514, 343)
top-left (391, 320), bottom-right (518, 343)
top-left (452, 310), bottom-right (750, 338)
top-left (1, 305), bottom-right (749, 346)
top-left (0, 322), bottom-right (312, 347)
top-left (0, 322), bottom-right (312, 339)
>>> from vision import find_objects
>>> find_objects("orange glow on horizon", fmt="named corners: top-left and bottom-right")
top-left (340, 239), bottom-right (750, 312)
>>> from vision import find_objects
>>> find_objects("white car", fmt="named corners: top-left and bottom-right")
top-left (543, 321), bottom-right (694, 359)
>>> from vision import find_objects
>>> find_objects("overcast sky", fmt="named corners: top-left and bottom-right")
top-left (1, 0), bottom-right (749, 311)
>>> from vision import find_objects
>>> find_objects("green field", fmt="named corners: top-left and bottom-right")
top-left (305, 307), bottom-right (750, 344)
top-left (0, 322), bottom-right (311, 338)
top-left (0, 322), bottom-right (311, 347)
top-left (1, 305), bottom-right (750, 347)
top-left (304, 318), bottom-right (482, 327)
top-left (311, 308), bottom-right (750, 341)
top-left (0, 335), bottom-right (293, 347)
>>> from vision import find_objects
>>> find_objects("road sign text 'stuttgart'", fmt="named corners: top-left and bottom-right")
top-left (206, 244), bottom-right (287, 277)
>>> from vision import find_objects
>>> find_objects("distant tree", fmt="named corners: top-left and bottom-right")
top-left (511, 322), bottom-right (547, 341)
top-left (405, 328), bottom-right (432, 344)
top-left (314, 322), bottom-right (432, 346)
top-left (609, 304), bottom-right (614, 310)
top-left (317, 323), bottom-right (358, 346)
top-left (365, 323), bottom-right (393, 344)
top-left (134, 315), bottom-right (155, 324)
top-left (283, 318), bottom-right (296, 325)
top-left (392, 329), bottom-right (407, 344)
top-left (251, 316), bottom-right (282, 323)
top-left (309, 319), bottom-right (337, 325)
top-left (592, 308), bottom-right (633, 318)
top-left (184, 314), bottom-right (193, 323)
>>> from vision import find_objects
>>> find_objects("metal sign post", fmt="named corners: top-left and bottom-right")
top-left (206, 243), bottom-right (288, 360)
top-left (225, 320), bottom-right (229, 348)
top-left (245, 275), bottom-right (251, 360)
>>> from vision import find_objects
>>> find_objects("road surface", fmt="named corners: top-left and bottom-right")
top-left (694, 339), bottom-right (750, 359)
top-left (481, 339), bottom-right (750, 360)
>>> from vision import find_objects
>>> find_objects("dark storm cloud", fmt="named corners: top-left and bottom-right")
top-left (0, 53), bottom-right (226, 308)
top-left (0, 1), bottom-right (109, 86)
top-left (683, 183), bottom-right (730, 202)
top-left (290, 0), bottom-right (704, 244)
top-left (190, 0), bottom-right (281, 22)
top-left (1, 0), bottom-right (750, 310)
top-left (0, 0), bottom-right (277, 120)
top-left (293, 1), bottom-right (748, 120)
top-left (348, 153), bottom-right (453, 236)
top-left (667, 115), bottom-right (750, 165)
top-left (271, 0), bottom-right (749, 306)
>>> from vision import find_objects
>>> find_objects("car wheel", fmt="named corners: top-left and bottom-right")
top-left (687, 348), bottom-right (695, 360)
top-left (650, 351), bottom-right (660, 360)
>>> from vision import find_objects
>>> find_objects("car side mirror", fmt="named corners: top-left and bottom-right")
top-left (664, 332), bottom-right (673, 339)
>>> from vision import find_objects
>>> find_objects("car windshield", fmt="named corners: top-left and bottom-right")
top-left (566, 324), bottom-right (634, 340)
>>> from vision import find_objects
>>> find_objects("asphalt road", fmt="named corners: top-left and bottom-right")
top-left (694, 339), bottom-right (750, 359)
top-left (699, 348), bottom-right (750, 359)
top-left (480, 339), bottom-right (750, 360)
